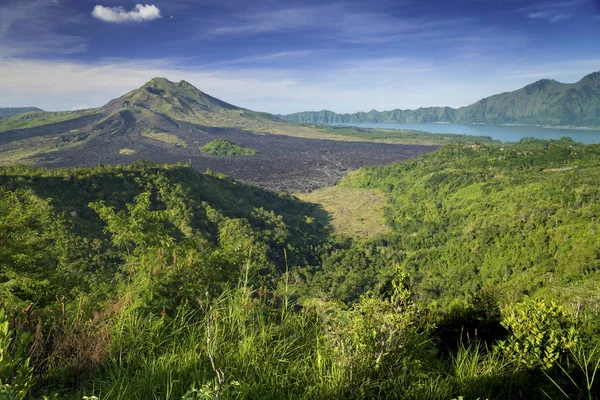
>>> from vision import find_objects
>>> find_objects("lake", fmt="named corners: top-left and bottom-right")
top-left (331, 122), bottom-right (600, 144)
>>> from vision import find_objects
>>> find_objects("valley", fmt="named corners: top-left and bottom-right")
top-left (1, 64), bottom-right (600, 400)
top-left (3, 137), bottom-right (600, 399)
top-left (3, 1), bottom-right (600, 398)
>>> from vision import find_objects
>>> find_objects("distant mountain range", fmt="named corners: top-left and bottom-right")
top-left (281, 71), bottom-right (600, 128)
top-left (0, 107), bottom-right (43, 119)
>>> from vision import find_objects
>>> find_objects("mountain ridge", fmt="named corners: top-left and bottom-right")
top-left (281, 71), bottom-right (600, 127)
top-left (0, 107), bottom-right (44, 119)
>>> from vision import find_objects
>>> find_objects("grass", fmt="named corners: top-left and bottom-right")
top-left (0, 110), bottom-right (96, 133)
top-left (73, 284), bottom-right (347, 400)
top-left (0, 135), bottom-right (86, 165)
top-left (200, 139), bottom-right (258, 156)
top-left (141, 128), bottom-right (188, 147)
top-left (298, 186), bottom-right (389, 237)
top-left (118, 148), bottom-right (136, 155)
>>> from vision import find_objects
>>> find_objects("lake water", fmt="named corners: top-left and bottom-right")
top-left (331, 122), bottom-right (600, 144)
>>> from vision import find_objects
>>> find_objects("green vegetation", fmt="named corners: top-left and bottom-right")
top-left (282, 71), bottom-right (600, 127)
top-left (0, 134), bottom-right (88, 166)
top-left (339, 137), bottom-right (600, 307)
top-left (0, 107), bottom-right (42, 119)
top-left (298, 186), bottom-right (389, 237)
top-left (282, 107), bottom-right (457, 124)
top-left (3, 139), bottom-right (600, 399)
top-left (200, 139), bottom-right (258, 156)
top-left (0, 110), bottom-right (97, 133)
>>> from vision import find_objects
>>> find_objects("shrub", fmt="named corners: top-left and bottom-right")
top-left (497, 298), bottom-right (577, 370)
top-left (0, 309), bottom-right (33, 399)
top-left (200, 139), bottom-right (257, 156)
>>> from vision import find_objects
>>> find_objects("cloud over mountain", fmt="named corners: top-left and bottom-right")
top-left (92, 4), bottom-right (161, 23)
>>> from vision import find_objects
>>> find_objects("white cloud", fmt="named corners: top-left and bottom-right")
top-left (92, 4), bottom-right (161, 23)
top-left (520, 1), bottom-right (586, 23)
top-left (200, 4), bottom-right (467, 44)
top-left (528, 10), bottom-right (571, 22)
top-left (72, 104), bottom-right (90, 111)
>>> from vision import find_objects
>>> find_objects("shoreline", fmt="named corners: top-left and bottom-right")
top-left (329, 122), bottom-right (600, 132)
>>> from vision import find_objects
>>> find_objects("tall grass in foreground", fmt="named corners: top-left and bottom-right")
top-left (69, 273), bottom-right (452, 399)
top-left (77, 281), bottom-right (346, 399)
top-left (543, 342), bottom-right (600, 399)
top-left (42, 271), bottom-right (600, 399)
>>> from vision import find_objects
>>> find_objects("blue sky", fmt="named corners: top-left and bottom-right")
top-left (0, 0), bottom-right (599, 113)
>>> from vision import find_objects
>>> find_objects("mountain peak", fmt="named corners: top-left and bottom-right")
top-left (521, 78), bottom-right (559, 95)
top-left (147, 77), bottom-right (171, 84)
top-left (141, 77), bottom-right (204, 92)
top-left (103, 77), bottom-right (240, 121)
top-left (177, 79), bottom-right (195, 87)
top-left (143, 77), bottom-right (202, 90)
top-left (579, 71), bottom-right (600, 84)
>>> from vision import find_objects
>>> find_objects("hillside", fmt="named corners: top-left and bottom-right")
top-left (282, 71), bottom-right (600, 127)
top-left (0, 162), bottom-right (329, 315)
top-left (336, 137), bottom-right (600, 306)
top-left (0, 107), bottom-right (43, 119)
top-left (282, 106), bottom-right (457, 124)
top-left (0, 78), bottom-right (441, 192)
top-left (3, 141), bottom-right (600, 399)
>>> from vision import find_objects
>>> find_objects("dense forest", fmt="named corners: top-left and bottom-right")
top-left (2, 139), bottom-right (600, 399)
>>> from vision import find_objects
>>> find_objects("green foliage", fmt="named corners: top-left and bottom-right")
top-left (0, 110), bottom-right (97, 133)
top-left (200, 139), bottom-right (258, 156)
top-left (450, 343), bottom-right (512, 399)
top-left (343, 140), bottom-right (600, 307)
top-left (341, 267), bottom-right (421, 371)
top-left (0, 310), bottom-right (33, 399)
top-left (0, 162), bottom-right (328, 311)
top-left (82, 285), bottom-right (347, 399)
top-left (497, 299), bottom-right (577, 370)
top-left (90, 191), bottom-right (174, 255)
top-left (4, 140), bottom-right (600, 398)
top-left (0, 188), bottom-right (86, 313)
top-left (544, 341), bottom-right (600, 399)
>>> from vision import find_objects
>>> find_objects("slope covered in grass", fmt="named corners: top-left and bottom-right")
top-left (0, 107), bottom-right (43, 119)
top-left (298, 186), bottom-right (389, 238)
